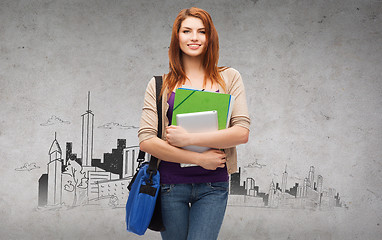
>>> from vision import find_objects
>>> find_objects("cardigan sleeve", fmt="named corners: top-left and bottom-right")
top-left (226, 68), bottom-right (251, 130)
top-left (138, 77), bottom-right (158, 143)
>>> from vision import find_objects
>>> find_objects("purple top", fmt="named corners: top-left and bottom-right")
top-left (158, 91), bottom-right (229, 184)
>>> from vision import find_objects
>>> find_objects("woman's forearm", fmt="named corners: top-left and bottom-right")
top-left (188, 125), bottom-right (249, 149)
top-left (140, 137), bottom-right (201, 165)
top-left (166, 125), bottom-right (249, 149)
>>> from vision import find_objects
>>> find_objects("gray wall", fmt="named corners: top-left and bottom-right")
top-left (0, 0), bottom-right (381, 239)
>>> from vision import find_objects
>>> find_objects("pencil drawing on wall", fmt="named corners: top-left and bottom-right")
top-left (29, 92), bottom-right (348, 212)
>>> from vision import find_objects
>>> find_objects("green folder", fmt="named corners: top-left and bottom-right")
top-left (171, 88), bottom-right (234, 130)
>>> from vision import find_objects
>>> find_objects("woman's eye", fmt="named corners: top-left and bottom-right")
top-left (200, 31), bottom-right (206, 34)
top-left (183, 30), bottom-right (190, 33)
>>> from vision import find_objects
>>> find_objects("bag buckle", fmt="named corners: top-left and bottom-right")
top-left (145, 170), bottom-right (155, 186)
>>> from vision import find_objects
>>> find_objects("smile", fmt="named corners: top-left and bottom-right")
top-left (187, 44), bottom-right (201, 49)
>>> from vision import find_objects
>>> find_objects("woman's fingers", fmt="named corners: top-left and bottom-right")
top-left (165, 125), bottom-right (189, 147)
top-left (219, 155), bottom-right (226, 168)
top-left (198, 149), bottom-right (227, 170)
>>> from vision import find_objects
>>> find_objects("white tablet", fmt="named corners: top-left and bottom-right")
top-left (176, 111), bottom-right (218, 167)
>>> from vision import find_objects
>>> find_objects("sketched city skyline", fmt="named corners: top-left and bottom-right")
top-left (229, 165), bottom-right (345, 209)
top-left (36, 91), bottom-right (346, 211)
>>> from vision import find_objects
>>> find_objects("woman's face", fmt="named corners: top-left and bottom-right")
top-left (178, 17), bottom-right (206, 58)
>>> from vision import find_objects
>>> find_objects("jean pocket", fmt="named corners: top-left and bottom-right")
top-left (207, 181), bottom-right (229, 191)
top-left (161, 184), bottom-right (174, 194)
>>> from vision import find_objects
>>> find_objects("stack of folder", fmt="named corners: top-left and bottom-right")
top-left (171, 87), bottom-right (234, 167)
top-left (171, 87), bottom-right (234, 130)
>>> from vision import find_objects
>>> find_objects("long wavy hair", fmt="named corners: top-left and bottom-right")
top-left (161, 7), bottom-right (227, 97)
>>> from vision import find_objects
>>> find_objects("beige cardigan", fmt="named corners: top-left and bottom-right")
top-left (138, 67), bottom-right (250, 174)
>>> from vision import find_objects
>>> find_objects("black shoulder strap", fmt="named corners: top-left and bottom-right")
top-left (154, 76), bottom-right (163, 138)
top-left (128, 76), bottom-right (163, 190)
top-left (147, 76), bottom-right (163, 174)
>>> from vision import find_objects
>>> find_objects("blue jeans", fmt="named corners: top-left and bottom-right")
top-left (160, 182), bottom-right (229, 240)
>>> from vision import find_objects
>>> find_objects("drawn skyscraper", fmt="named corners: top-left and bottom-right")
top-left (229, 167), bottom-right (246, 195)
top-left (47, 132), bottom-right (63, 205)
top-left (38, 174), bottom-right (48, 206)
top-left (308, 166), bottom-right (315, 187)
top-left (303, 177), bottom-right (309, 197)
top-left (268, 180), bottom-right (275, 207)
top-left (246, 178), bottom-right (256, 196)
top-left (317, 175), bottom-right (323, 194)
top-left (281, 165), bottom-right (288, 193)
top-left (123, 146), bottom-right (141, 178)
top-left (81, 91), bottom-right (94, 166)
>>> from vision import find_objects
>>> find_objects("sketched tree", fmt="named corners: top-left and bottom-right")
top-left (63, 159), bottom-right (88, 206)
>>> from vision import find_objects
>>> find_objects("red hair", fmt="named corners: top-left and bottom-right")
top-left (162, 7), bottom-right (227, 97)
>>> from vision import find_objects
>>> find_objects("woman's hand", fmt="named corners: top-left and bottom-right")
top-left (166, 125), bottom-right (190, 147)
top-left (197, 149), bottom-right (226, 170)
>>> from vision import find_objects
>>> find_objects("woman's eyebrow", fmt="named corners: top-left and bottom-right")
top-left (181, 26), bottom-right (206, 30)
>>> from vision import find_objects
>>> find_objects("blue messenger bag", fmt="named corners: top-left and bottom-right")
top-left (125, 163), bottom-right (161, 235)
top-left (125, 76), bottom-right (165, 235)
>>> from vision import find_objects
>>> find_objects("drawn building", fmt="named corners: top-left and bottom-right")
top-left (98, 178), bottom-right (132, 207)
top-left (38, 174), bottom-right (48, 207)
top-left (268, 181), bottom-right (276, 207)
top-left (47, 133), bottom-right (63, 206)
top-left (335, 192), bottom-right (342, 207)
top-left (317, 175), bottom-right (323, 194)
top-left (281, 165), bottom-right (288, 193)
top-left (320, 187), bottom-right (337, 209)
top-left (229, 168), bottom-right (246, 195)
top-left (65, 142), bottom-right (71, 166)
top-left (308, 166), bottom-right (315, 187)
top-left (92, 139), bottom-right (126, 179)
top-left (228, 168), bottom-right (265, 207)
top-left (122, 146), bottom-right (141, 178)
top-left (286, 183), bottom-right (299, 197)
top-left (87, 171), bottom-right (119, 201)
top-left (81, 91), bottom-right (94, 166)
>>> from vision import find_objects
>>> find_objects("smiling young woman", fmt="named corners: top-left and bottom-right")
top-left (163, 7), bottom-right (228, 95)
top-left (138, 7), bottom-right (250, 240)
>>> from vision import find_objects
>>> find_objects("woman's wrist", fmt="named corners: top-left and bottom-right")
top-left (186, 132), bottom-right (195, 146)
top-left (189, 150), bottom-right (202, 165)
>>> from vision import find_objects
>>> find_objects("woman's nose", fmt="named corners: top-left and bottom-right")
top-left (191, 31), bottom-right (198, 41)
